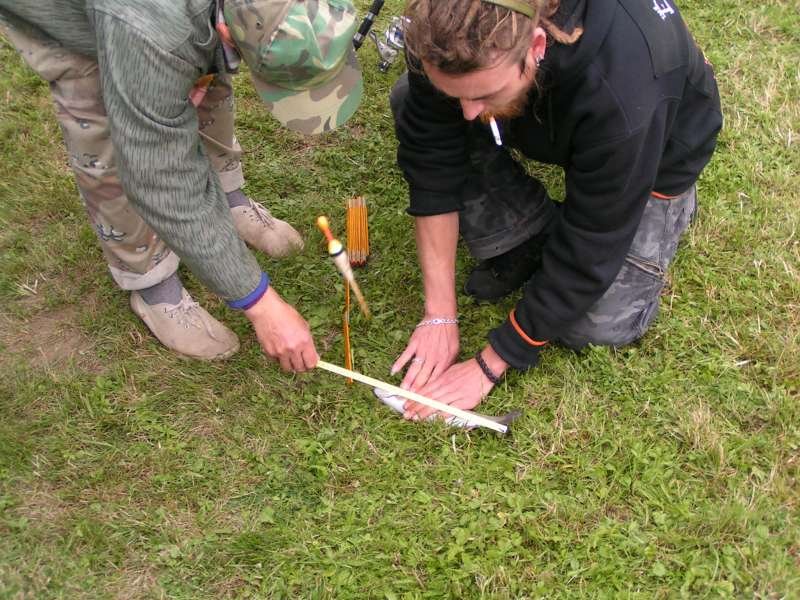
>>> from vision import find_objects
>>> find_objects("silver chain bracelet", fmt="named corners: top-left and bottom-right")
top-left (416, 317), bottom-right (459, 328)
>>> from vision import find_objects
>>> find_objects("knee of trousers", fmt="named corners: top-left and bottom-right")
top-left (556, 257), bottom-right (665, 351)
top-left (558, 298), bottom-right (661, 351)
top-left (559, 185), bottom-right (697, 350)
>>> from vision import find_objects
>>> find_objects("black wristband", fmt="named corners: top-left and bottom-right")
top-left (474, 350), bottom-right (502, 385)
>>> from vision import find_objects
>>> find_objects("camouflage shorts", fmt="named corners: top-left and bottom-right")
top-left (459, 172), bottom-right (697, 349)
top-left (1, 18), bottom-right (244, 291)
top-left (453, 127), bottom-right (698, 348)
top-left (458, 155), bottom-right (697, 348)
top-left (457, 124), bottom-right (558, 259)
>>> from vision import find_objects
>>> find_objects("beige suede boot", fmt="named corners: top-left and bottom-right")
top-left (230, 198), bottom-right (304, 257)
top-left (130, 289), bottom-right (239, 360)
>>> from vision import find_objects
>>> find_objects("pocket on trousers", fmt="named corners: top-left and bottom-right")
top-left (616, 254), bottom-right (665, 340)
top-left (632, 186), bottom-right (696, 270)
top-left (624, 253), bottom-right (665, 282)
top-left (558, 253), bottom-right (664, 349)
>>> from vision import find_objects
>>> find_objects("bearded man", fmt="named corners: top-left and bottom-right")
top-left (389, 0), bottom-right (722, 418)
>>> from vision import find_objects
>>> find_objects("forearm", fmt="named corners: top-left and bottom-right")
top-left (119, 164), bottom-right (262, 301)
top-left (94, 15), bottom-right (261, 301)
top-left (415, 213), bottom-right (458, 316)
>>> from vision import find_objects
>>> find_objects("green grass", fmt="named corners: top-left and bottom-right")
top-left (1, 0), bottom-right (798, 597)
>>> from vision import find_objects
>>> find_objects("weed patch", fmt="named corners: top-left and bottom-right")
top-left (1, 1), bottom-right (798, 597)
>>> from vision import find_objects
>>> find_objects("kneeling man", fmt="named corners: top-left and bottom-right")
top-left (390, 0), bottom-right (722, 418)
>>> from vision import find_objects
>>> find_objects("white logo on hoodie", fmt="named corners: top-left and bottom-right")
top-left (652, 0), bottom-right (675, 20)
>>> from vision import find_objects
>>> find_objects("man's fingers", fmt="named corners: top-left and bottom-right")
top-left (278, 353), bottom-right (293, 372)
top-left (296, 346), bottom-right (318, 372)
top-left (403, 369), bottom-right (442, 419)
top-left (405, 386), bottom-right (462, 422)
top-left (417, 374), bottom-right (445, 401)
top-left (416, 406), bottom-right (437, 421)
top-left (400, 357), bottom-right (425, 390)
top-left (401, 358), bottom-right (437, 416)
top-left (416, 389), bottom-right (455, 421)
top-left (302, 347), bottom-right (319, 371)
top-left (403, 399), bottom-right (422, 418)
top-left (392, 339), bottom-right (419, 375)
top-left (408, 360), bottom-right (436, 393)
top-left (412, 376), bottom-right (454, 420)
top-left (413, 399), bottom-right (445, 422)
top-left (412, 384), bottom-right (441, 419)
top-left (429, 360), bottom-right (448, 382)
top-left (289, 339), bottom-right (320, 372)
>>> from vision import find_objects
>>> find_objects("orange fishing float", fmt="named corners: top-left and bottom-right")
top-left (316, 215), bottom-right (370, 383)
top-left (315, 216), bottom-right (370, 319)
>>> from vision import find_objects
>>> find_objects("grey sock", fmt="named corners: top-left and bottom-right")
top-left (226, 188), bottom-right (250, 209)
top-left (139, 272), bottom-right (183, 306)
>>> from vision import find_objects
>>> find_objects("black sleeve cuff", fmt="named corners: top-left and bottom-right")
top-left (406, 187), bottom-right (463, 217)
top-left (488, 318), bottom-right (545, 371)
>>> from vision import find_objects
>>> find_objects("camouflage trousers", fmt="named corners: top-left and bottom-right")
top-left (556, 185), bottom-right (696, 349)
top-left (390, 72), bottom-right (697, 349)
top-left (1, 21), bottom-right (244, 290)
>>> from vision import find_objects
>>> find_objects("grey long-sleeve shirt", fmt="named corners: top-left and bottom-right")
top-left (0, 0), bottom-right (263, 301)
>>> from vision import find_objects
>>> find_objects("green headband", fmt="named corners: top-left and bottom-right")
top-left (482, 0), bottom-right (535, 18)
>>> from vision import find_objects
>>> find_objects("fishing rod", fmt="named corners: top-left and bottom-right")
top-left (352, 0), bottom-right (385, 50)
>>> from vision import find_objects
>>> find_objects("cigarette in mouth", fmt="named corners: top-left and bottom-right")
top-left (489, 117), bottom-right (503, 146)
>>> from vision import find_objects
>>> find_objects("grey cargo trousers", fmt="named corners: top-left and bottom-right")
top-left (391, 73), bottom-right (697, 349)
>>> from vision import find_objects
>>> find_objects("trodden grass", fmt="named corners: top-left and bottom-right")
top-left (0, 0), bottom-right (798, 597)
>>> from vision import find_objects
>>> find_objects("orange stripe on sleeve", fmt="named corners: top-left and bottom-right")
top-left (509, 309), bottom-right (548, 347)
top-left (651, 191), bottom-right (678, 200)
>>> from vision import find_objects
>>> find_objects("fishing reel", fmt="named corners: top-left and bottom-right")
top-left (368, 16), bottom-right (409, 73)
top-left (352, 1), bottom-right (408, 73)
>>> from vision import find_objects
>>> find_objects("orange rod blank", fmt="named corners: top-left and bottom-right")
top-left (343, 283), bottom-right (353, 383)
top-left (316, 214), bottom-right (368, 380)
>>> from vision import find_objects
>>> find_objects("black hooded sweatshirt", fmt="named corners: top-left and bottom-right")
top-left (395, 0), bottom-right (722, 370)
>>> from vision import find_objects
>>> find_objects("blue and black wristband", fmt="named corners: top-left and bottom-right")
top-left (226, 272), bottom-right (270, 310)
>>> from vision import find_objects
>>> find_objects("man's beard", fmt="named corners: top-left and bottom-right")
top-left (478, 79), bottom-right (535, 123)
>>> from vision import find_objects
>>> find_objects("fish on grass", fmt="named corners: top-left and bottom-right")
top-left (373, 388), bottom-right (521, 432)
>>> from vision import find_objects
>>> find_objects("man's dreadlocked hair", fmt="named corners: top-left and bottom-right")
top-left (403, 0), bottom-right (583, 74)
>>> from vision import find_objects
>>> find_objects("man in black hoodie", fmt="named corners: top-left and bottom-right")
top-left (389, 0), bottom-right (722, 420)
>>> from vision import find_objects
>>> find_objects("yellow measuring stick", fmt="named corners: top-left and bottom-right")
top-left (316, 360), bottom-right (508, 434)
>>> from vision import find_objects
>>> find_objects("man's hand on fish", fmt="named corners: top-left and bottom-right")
top-left (391, 319), bottom-right (459, 391)
top-left (402, 345), bottom-right (509, 422)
